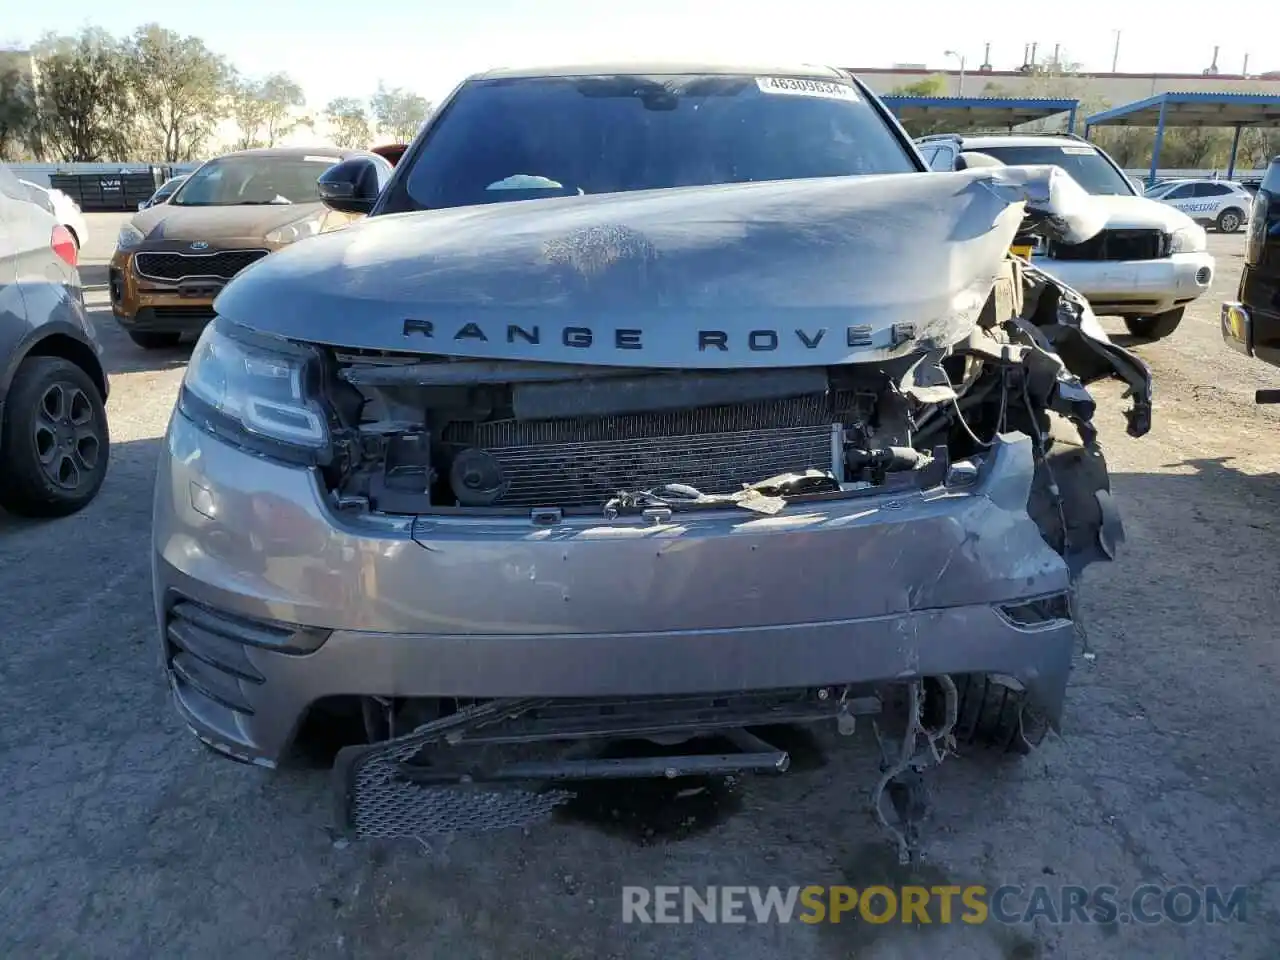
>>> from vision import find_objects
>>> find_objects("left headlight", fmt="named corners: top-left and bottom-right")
top-left (179, 319), bottom-right (331, 461)
top-left (1169, 223), bottom-right (1207, 254)
top-left (116, 223), bottom-right (145, 251)
top-left (264, 214), bottom-right (325, 245)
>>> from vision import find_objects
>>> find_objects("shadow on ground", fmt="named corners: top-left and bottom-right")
top-left (0, 436), bottom-right (162, 543)
top-left (89, 311), bottom-right (194, 377)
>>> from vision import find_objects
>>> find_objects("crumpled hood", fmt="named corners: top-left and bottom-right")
top-left (1090, 194), bottom-right (1197, 232)
top-left (132, 201), bottom-right (324, 242)
top-left (215, 170), bottom-right (1044, 368)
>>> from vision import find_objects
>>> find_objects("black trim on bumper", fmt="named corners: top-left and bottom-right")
top-left (117, 306), bottom-right (217, 335)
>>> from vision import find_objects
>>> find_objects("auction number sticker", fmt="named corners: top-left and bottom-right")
top-left (1060, 146), bottom-right (1095, 155)
top-left (756, 77), bottom-right (860, 101)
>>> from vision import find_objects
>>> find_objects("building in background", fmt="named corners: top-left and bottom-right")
top-left (851, 63), bottom-right (1280, 105)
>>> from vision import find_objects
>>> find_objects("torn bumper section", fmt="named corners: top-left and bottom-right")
top-left (154, 413), bottom-right (1081, 769)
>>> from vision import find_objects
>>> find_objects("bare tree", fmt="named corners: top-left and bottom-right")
top-left (370, 82), bottom-right (431, 142)
top-left (324, 96), bottom-right (371, 148)
top-left (229, 72), bottom-right (269, 150)
top-left (258, 73), bottom-right (304, 146)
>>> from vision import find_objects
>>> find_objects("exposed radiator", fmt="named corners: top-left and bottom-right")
top-left (444, 393), bottom-right (859, 508)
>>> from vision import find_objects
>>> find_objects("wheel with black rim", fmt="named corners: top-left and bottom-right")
top-left (0, 357), bottom-right (110, 517)
top-left (1215, 208), bottom-right (1243, 234)
top-left (127, 330), bottom-right (182, 350)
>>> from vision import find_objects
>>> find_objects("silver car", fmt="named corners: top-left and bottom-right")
top-left (152, 64), bottom-right (1153, 862)
top-left (0, 162), bottom-right (110, 516)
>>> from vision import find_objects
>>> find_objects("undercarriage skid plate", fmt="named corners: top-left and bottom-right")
top-left (332, 683), bottom-right (956, 861)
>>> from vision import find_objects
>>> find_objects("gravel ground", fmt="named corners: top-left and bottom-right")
top-left (2, 215), bottom-right (1278, 959)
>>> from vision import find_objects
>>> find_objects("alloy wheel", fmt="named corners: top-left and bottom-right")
top-left (31, 380), bottom-right (101, 491)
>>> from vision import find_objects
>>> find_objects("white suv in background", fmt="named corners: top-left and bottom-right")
top-left (1144, 178), bottom-right (1252, 233)
top-left (917, 133), bottom-right (1215, 342)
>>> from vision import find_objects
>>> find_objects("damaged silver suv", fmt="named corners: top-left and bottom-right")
top-left (152, 64), bottom-right (1152, 862)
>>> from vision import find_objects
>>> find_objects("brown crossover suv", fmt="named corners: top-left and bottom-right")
top-left (109, 146), bottom-right (388, 349)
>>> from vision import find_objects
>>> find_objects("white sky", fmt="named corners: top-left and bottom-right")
top-left (7, 0), bottom-right (1278, 109)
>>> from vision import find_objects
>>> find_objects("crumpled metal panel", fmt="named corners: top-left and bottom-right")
top-left (213, 166), bottom-right (1099, 368)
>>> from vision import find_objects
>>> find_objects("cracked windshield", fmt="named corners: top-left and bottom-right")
top-left (1, 1), bottom-right (1277, 958)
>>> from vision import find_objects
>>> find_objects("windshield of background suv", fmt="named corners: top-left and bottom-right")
top-left (968, 144), bottom-right (1135, 196)
top-left (172, 156), bottom-right (341, 206)
top-left (156, 177), bottom-right (187, 200)
top-left (403, 74), bottom-right (918, 210)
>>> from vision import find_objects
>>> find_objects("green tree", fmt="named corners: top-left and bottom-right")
top-left (30, 29), bottom-right (133, 161)
top-left (1161, 127), bottom-right (1233, 169)
top-left (124, 24), bottom-right (230, 162)
top-left (889, 75), bottom-right (948, 97)
top-left (229, 73), bottom-right (269, 149)
top-left (230, 72), bottom-right (305, 149)
top-left (1093, 127), bottom-right (1156, 168)
top-left (0, 63), bottom-right (37, 160)
top-left (257, 73), bottom-right (304, 146)
top-left (324, 96), bottom-right (371, 148)
top-left (1239, 128), bottom-right (1277, 170)
top-left (370, 82), bottom-right (430, 142)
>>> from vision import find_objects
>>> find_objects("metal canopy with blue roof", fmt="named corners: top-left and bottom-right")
top-left (879, 96), bottom-right (1079, 132)
top-left (1084, 91), bottom-right (1280, 181)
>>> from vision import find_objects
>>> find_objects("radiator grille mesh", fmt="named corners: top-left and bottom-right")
top-left (445, 392), bottom-right (858, 508)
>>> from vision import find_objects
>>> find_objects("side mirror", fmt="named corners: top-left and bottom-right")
top-left (318, 155), bottom-right (392, 215)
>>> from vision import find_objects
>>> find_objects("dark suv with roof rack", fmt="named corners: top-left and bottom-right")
top-left (1222, 156), bottom-right (1280, 399)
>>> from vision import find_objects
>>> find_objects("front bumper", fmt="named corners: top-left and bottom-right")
top-left (154, 412), bottom-right (1083, 768)
top-left (109, 247), bottom-right (276, 334)
top-left (1030, 250), bottom-right (1214, 316)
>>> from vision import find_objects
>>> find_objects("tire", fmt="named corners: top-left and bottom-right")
top-left (1215, 207), bottom-right (1243, 234)
top-left (1123, 307), bottom-right (1184, 341)
top-left (954, 674), bottom-right (1050, 756)
top-left (0, 356), bottom-right (110, 517)
top-left (127, 330), bottom-right (181, 350)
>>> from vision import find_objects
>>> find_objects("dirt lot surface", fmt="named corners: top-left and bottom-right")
top-left (2, 215), bottom-right (1278, 959)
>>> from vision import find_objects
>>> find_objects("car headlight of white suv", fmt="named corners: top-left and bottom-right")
top-left (1169, 223), bottom-right (1207, 254)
